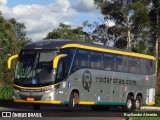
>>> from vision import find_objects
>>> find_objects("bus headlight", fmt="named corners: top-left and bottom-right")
top-left (14, 89), bottom-right (19, 93)
top-left (44, 90), bottom-right (52, 94)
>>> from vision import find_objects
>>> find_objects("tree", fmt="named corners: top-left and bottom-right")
top-left (0, 12), bottom-right (32, 85)
top-left (149, 0), bottom-right (160, 87)
top-left (149, 0), bottom-right (160, 63)
top-left (94, 0), bottom-right (151, 51)
top-left (45, 23), bottom-right (93, 42)
top-left (9, 18), bottom-right (32, 46)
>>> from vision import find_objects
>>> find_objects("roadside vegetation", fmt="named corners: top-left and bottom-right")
top-left (0, 86), bottom-right (13, 100)
top-left (155, 89), bottom-right (160, 106)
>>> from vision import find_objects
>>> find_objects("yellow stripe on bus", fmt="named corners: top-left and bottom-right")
top-left (79, 101), bottom-right (95, 105)
top-left (14, 100), bottom-right (61, 104)
top-left (13, 82), bottom-right (61, 90)
top-left (61, 44), bottom-right (156, 60)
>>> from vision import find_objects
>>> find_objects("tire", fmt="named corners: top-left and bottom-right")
top-left (122, 96), bottom-right (134, 112)
top-left (33, 104), bottom-right (40, 110)
top-left (67, 92), bottom-right (79, 112)
top-left (134, 96), bottom-right (142, 110)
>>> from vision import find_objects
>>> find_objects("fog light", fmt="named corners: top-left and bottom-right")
top-left (45, 90), bottom-right (51, 94)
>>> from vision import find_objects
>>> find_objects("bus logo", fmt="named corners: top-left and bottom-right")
top-left (82, 70), bottom-right (92, 90)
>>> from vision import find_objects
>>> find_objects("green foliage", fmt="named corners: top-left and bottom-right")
top-left (0, 86), bottom-right (13, 100)
top-left (0, 12), bottom-right (32, 86)
top-left (93, 0), bottom-right (159, 55)
top-left (45, 23), bottom-right (93, 42)
top-left (155, 89), bottom-right (160, 106)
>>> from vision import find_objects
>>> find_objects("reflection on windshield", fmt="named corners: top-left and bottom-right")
top-left (15, 50), bottom-right (57, 86)
top-left (16, 60), bottom-right (34, 79)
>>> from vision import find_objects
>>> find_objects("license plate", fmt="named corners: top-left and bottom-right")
top-left (27, 97), bottom-right (34, 101)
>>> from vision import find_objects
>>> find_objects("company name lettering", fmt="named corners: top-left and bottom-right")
top-left (96, 77), bottom-right (136, 85)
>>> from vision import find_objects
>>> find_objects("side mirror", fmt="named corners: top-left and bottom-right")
top-left (53, 54), bottom-right (68, 80)
top-left (7, 55), bottom-right (18, 69)
top-left (53, 54), bottom-right (67, 69)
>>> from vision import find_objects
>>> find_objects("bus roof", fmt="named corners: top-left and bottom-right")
top-left (23, 39), bottom-right (156, 60)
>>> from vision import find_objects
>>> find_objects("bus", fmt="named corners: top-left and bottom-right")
top-left (8, 39), bottom-right (157, 111)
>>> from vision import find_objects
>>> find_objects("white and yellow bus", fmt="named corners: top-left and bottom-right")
top-left (8, 40), bottom-right (157, 111)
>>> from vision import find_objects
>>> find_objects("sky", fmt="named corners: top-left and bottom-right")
top-left (0, 0), bottom-right (104, 41)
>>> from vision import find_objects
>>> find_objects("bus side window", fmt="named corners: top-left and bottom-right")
top-left (116, 55), bottom-right (128, 72)
top-left (145, 59), bottom-right (156, 75)
top-left (129, 57), bottom-right (139, 74)
top-left (150, 60), bottom-right (156, 74)
top-left (140, 58), bottom-right (145, 74)
top-left (72, 49), bottom-right (89, 71)
top-left (55, 48), bottom-right (75, 81)
top-left (90, 52), bottom-right (102, 69)
top-left (103, 53), bottom-right (115, 71)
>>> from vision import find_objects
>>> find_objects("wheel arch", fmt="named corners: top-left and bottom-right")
top-left (127, 92), bottom-right (134, 100)
top-left (135, 92), bottom-right (143, 100)
top-left (68, 88), bottom-right (80, 100)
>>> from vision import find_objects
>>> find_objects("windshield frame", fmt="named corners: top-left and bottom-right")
top-left (14, 49), bottom-right (59, 87)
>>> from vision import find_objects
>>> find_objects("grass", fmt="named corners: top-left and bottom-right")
top-left (0, 86), bottom-right (13, 100)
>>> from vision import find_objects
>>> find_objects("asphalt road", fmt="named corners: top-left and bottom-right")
top-left (0, 102), bottom-right (124, 120)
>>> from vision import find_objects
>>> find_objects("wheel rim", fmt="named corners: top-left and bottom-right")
top-left (135, 99), bottom-right (140, 109)
top-left (127, 99), bottom-right (132, 109)
top-left (72, 98), bottom-right (75, 107)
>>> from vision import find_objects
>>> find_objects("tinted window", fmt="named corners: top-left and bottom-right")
top-left (150, 60), bottom-right (156, 74)
top-left (39, 52), bottom-right (57, 62)
top-left (103, 53), bottom-right (115, 71)
top-left (56, 48), bottom-right (75, 80)
top-left (90, 52), bottom-right (102, 69)
top-left (129, 57), bottom-right (139, 74)
top-left (140, 58), bottom-right (145, 74)
top-left (74, 49), bottom-right (88, 67)
top-left (116, 55), bottom-right (128, 72)
top-left (145, 59), bottom-right (156, 74)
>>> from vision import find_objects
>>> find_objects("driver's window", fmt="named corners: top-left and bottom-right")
top-left (56, 48), bottom-right (75, 81)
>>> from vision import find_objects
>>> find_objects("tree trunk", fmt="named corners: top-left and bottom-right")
top-left (155, 12), bottom-right (159, 87)
top-left (126, 14), bottom-right (131, 51)
top-left (158, 68), bottom-right (160, 88)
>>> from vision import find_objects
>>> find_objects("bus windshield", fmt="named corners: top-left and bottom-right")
top-left (15, 50), bottom-right (58, 86)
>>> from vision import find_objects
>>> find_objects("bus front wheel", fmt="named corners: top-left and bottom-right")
top-left (67, 92), bottom-right (79, 112)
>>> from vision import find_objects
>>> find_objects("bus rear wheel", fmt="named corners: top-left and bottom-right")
top-left (67, 92), bottom-right (79, 112)
top-left (122, 96), bottom-right (134, 112)
top-left (134, 96), bottom-right (142, 110)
